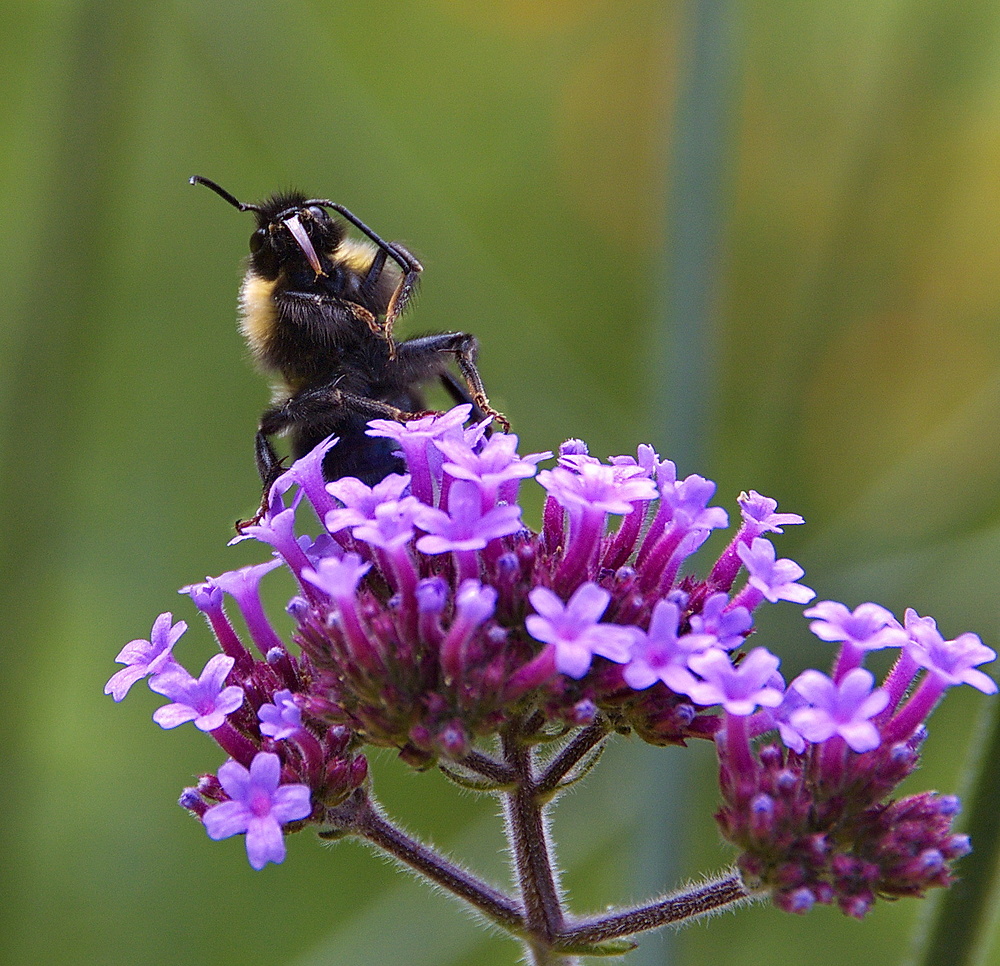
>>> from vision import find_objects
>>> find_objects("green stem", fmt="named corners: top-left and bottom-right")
top-left (910, 700), bottom-right (1000, 966)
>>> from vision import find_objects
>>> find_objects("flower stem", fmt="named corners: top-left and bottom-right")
top-left (502, 722), bottom-right (567, 944)
top-left (561, 871), bottom-right (753, 944)
top-left (535, 721), bottom-right (610, 800)
top-left (320, 749), bottom-right (753, 959)
top-left (456, 748), bottom-right (516, 786)
top-left (332, 790), bottom-right (524, 931)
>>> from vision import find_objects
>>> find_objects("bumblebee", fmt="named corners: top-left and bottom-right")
top-left (190, 176), bottom-right (507, 524)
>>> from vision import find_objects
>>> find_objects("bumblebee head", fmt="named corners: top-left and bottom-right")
top-left (190, 175), bottom-right (346, 281)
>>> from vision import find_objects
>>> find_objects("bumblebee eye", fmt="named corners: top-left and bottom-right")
top-left (249, 228), bottom-right (266, 254)
top-left (306, 205), bottom-right (327, 221)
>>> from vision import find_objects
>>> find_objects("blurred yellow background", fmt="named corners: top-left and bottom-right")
top-left (1, 1), bottom-right (999, 964)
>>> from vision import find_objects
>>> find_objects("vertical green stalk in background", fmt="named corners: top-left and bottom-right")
top-left (912, 701), bottom-right (1000, 966)
top-left (655, 0), bottom-right (739, 462)
top-left (0, 6), bottom-right (150, 959)
top-left (639, 1), bottom-right (740, 964)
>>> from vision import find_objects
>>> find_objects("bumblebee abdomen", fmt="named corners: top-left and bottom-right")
top-left (288, 375), bottom-right (426, 485)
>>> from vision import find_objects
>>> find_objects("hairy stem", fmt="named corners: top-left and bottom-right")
top-left (455, 747), bottom-right (516, 785)
top-left (535, 721), bottom-right (610, 799)
top-left (502, 722), bottom-right (566, 944)
top-left (330, 789), bottom-right (524, 931)
top-left (320, 747), bottom-right (751, 960)
top-left (561, 871), bottom-right (752, 944)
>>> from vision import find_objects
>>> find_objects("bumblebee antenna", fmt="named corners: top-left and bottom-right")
top-left (189, 175), bottom-right (262, 213)
top-left (303, 198), bottom-right (420, 272)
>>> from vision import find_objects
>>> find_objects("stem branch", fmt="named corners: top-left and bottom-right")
top-left (561, 872), bottom-right (752, 944)
top-left (329, 790), bottom-right (524, 931)
top-left (535, 721), bottom-right (610, 799)
top-left (455, 748), bottom-right (516, 785)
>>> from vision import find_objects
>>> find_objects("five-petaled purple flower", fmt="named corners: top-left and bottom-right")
top-left (687, 647), bottom-right (785, 716)
top-left (203, 752), bottom-right (312, 869)
top-left (525, 583), bottom-right (634, 678)
top-left (258, 690), bottom-right (303, 740)
top-left (415, 480), bottom-right (523, 553)
top-left (623, 599), bottom-right (712, 693)
top-left (150, 654), bottom-right (245, 731)
top-left (786, 668), bottom-right (889, 753)
top-left (105, 612), bottom-right (186, 701)
top-left (736, 537), bottom-right (815, 606)
top-left (904, 609), bottom-right (996, 693)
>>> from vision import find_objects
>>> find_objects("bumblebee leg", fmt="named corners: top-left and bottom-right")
top-left (254, 428), bottom-right (285, 490)
top-left (290, 384), bottom-right (429, 423)
top-left (396, 333), bottom-right (510, 431)
top-left (317, 201), bottom-right (423, 356)
top-left (381, 243), bottom-right (422, 353)
top-left (345, 300), bottom-right (392, 345)
top-left (255, 381), bottom-right (432, 486)
top-left (439, 369), bottom-right (488, 423)
top-left (359, 248), bottom-right (387, 301)
top-left (239, 391), bottom-right (360, 532)
top-left (235, 409), bottom-right (297, 531)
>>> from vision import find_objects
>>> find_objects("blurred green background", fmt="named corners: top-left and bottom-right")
top-left (2, 1), bottom-right (999, 964)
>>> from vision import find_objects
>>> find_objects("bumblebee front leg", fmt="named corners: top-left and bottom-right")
top-left (381, 241), bottom-right (422, 351)
top-left (238, 394), bottom-right (335, 532)
top-left (321, 201), bottom-right (423, 355)
top-left (236, 421), bottom-right (292, 532)
top-left (252, 425), bottom-right (288, 497)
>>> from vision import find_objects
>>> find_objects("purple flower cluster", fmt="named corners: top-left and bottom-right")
top-left (107, 598), bottom-right (366, 869)
top-left (715, 603), bottom-right (994, 916)
top-left (236, 412), bottom-right (821, 760)
top-left (107, 406), bottom-right (994, 909)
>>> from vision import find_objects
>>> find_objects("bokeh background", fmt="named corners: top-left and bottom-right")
top-left (2, 1), bottom-right (1000, 964)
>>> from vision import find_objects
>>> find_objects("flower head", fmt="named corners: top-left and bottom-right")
top-left (110, 404), bottom-right (991, 911)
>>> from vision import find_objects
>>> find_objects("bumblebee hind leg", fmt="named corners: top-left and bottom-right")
top-left (236, 380), bottom-right (436, 531)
